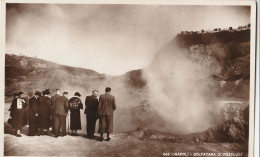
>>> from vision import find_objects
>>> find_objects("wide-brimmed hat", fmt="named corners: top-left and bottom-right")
top-left (74, 92), bottom-right (81, 97)
top-left (44, 89), bottom-right (50, 95)
top-left (18, 92), bottom-right (24, 96)
top-left (13, 93), bottom-right (19, 97)
top-left (34, 91), bottom-right (41, 96)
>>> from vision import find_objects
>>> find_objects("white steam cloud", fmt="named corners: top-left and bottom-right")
top-left (143, 43), bottom-right (219, 134)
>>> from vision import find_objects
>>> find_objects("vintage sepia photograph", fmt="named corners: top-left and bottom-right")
top-left (1, 1), bottom-right (257, 156)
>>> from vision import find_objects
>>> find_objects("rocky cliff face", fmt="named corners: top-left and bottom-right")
top-left (185, 42), bottom-right (250, 100)
top-left (175, 29), bottom-right (250, 100)
top-left (185, 46), bottom-right (250, 141)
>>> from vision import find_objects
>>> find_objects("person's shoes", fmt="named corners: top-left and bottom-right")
top-left (87, 135), bottom-right (94, 139)
top-left (16, 134), bottom-right (22, 137)
top-left (97, 137), bottom-right (104, 142)
top-left (105, 137), bottom-right (111, 141)
top-left (71, 133), bottom-right (78, 136)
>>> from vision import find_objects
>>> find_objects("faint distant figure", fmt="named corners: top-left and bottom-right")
top-left (85, 90), bottom-right (99, 138)
top-left (50, 88), bottom-right (61, 134)
top-left (69, 92), bottom-right (83, 136)
top-left (97, 87), bottom-right (116, 141)
top-left (53, 92), bottom-right (69, 138)
top-left (10, 92), bottom-right (28, 137)
top-left (28, 91), bottom-right (41, 136)
top-left (39, 89), bottom-right (51, 135)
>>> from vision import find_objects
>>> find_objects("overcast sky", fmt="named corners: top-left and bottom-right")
top-left (6, 4), bottom-right (250, 75)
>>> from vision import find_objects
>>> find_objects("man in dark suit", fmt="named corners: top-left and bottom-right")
top-left (50, 88), bottom-right (61, 134)
top-left (28, 91), bottom-right (41, 136)
top-left (97, 87), bottom-right (116, 141)
top-left (85, 90), bottom-right (99, 138)
top-left (53, 92), bottom-right (69, 138)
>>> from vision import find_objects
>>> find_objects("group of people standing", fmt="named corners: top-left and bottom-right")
top-left (8, 87), bottom-right (116, 141)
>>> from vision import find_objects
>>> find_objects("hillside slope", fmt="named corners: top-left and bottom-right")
top-left (5, 54), bottom-right (105, 98)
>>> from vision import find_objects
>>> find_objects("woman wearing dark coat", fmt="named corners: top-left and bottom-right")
top-left (69, 92), bottom-right (83, 136)
top-left (10, 92), bottom-right (28, 137)
top-left (39, 89), bottom-right (51, 135)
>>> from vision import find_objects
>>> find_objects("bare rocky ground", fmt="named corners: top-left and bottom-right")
top-left (4, 124), bottom-right (248, 157)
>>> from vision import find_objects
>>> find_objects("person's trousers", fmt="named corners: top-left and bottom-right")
top-left (54, 114), bottom-right (66, 136)
top-left (25, 108), bottom-right (29, 125)
top-left (99, 115), bottom-right (113, 133)
top-left (87, 114), bottom-right (97, 136)
top-left (28, 114), bottom-right (39, 136)
top-left (50, 114), bottom-right (55, 134)
top-left (13, 109), bottom-right (25, 130)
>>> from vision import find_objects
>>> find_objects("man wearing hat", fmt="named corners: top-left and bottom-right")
top-left (68, 92), bottom-right (83, 136)
top-left (97, 87), bottom-right (116, 141)
top-left (28, 91), bottom-right (41, 136)
top-left (53, 92), bottom-right (69, 137)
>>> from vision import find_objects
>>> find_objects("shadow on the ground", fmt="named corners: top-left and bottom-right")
top-left (77, 133), bottom-right (100, 141)
top-left (4, 122), bottom-right (15, 136)
top-left (4, 123), bottom-right (101, 141)
top-left (4, 122), bottom-right (29, 136)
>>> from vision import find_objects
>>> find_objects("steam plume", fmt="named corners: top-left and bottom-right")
top-left (143, 42), bottom-right (218, 134)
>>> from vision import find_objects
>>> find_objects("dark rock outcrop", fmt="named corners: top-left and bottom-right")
top-left (187, 105), bottom-right (249, 143)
